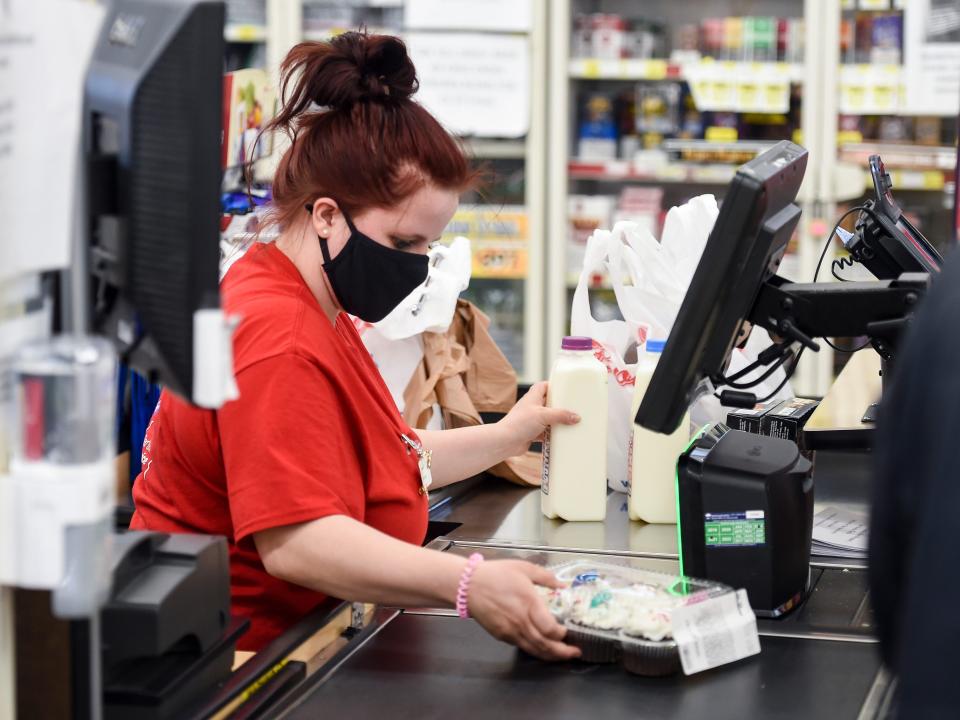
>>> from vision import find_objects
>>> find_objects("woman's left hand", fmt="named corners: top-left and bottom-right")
top-left (497, 381), bottom-right (580, 458)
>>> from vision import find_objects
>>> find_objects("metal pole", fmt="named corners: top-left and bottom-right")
top-left (64, 140), bottom-right (91, 336)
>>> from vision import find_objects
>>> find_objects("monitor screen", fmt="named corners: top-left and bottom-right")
top-left (635, 141), bottom-right (808, 434)
top-left (85, 0), bottom-right (224, 402)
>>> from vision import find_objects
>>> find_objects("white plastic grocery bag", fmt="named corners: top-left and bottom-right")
top-left (570, 228), bottom-right (650, 493)
top-left (570, 194), bottom-right (793, 492)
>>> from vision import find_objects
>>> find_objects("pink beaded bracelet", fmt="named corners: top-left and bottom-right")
top-left (455, 553), bottom-right (485, 619)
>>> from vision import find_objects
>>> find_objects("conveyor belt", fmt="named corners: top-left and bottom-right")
top-left (281, 613), bottom-right (884, 720)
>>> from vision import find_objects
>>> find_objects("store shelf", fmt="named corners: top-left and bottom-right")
top-left (569, 57), bottom-right (673, 80)
top-left (836, 143), bottom-right (955, 193)
top-left (838, 143), bottom-right (957, 172)
top-left (863, 169), bottom-right (948, 192)
top-left (661, 139), bottom-right (779, 156)
top-left (569, 58), bottom-right (803, 83)
top-left (463, 138), bottom-right (527, 160)
top-left (224, 24), bottom-right (268, 43)
top-left (565, 272), bottom-right (614, 289)
top-left (568, 159), bottom-right (737, 185)
top-left (570, 58), bottom-right (801, 114)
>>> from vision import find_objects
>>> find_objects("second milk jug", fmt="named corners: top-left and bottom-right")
top-left (628, 339), bottom-right (691, 523)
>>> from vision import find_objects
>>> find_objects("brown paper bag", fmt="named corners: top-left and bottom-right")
top-left (401, 299), bottom-right (541, 486)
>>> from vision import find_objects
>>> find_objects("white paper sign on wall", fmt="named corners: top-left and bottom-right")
top-left (404, 0), bottom-right (532, 32)
top-left (405, 32), bottom-right (530, 138)
top-left (903, 0), bottom-right (960, 116)
top-left (1, 0), bottom-right (105, 281)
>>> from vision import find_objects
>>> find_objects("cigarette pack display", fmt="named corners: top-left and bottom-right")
top-left (726, 402), bottom-right (778, 434)
top-left (760, 398), bottom-right (820, 444)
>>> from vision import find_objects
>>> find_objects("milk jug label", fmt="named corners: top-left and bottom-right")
top-left (541, 435), bottom-right (551, 495)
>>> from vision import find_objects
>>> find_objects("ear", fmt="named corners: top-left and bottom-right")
top-left (308, 197), bottom-right (340, 238)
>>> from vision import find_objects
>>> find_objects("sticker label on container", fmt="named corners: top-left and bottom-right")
top-left (704, 510), bottom-right (766, 547)
top-left (672, 588), bottom-right (761, 675)
top-left (540, 435), bottom-right (550, 496)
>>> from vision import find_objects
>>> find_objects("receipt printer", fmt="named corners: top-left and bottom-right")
top-left (102, 532), bottom-right (246, 720)
top-left (677, 424), bottom-right (813, 617)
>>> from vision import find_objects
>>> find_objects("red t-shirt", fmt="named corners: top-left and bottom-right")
top-left (130, 242), bottom-right (428, 651)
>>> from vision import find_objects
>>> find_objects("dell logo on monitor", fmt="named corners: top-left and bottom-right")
top-left (108, 14), bottom-right (145, 48)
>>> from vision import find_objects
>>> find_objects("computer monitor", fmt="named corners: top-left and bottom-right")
top-left (636, 141), bottom-right (808, 434)
top-left (84, 0), bottom-right (224, 402)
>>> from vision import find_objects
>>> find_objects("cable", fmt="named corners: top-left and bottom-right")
top-left (814, 205), bottom-right (878, 354)
top-left (813, 206), bottom-right (868, 283)
top-left (754, 347), bottom-right (805, 404)
top-left (722, 351), bottom-right (791, 390)
top-left (831, 256), bottom-right (857, 282)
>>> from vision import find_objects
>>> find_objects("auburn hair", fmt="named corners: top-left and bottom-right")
top-left (262, 31), bottom-right (477, 231)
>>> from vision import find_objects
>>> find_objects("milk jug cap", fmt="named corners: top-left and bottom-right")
top-left (561, 336), bottom-right (594, 351)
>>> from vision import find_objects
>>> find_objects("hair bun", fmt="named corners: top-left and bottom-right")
top-left (270, 33), bottom-right (421, 139)
top-left (312, 31), bottom-right (418, 108)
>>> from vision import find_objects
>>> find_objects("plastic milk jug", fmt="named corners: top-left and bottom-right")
top-left (541, 336), bottom-right (608, 521)
top-left (628, 339), bottom-right (690, 524)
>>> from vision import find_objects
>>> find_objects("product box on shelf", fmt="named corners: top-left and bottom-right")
top-left (578, 94), bottom-right (618, 160)
top-left (761, 397), bottom-right (820, 446)
top-left (568, 195), bottom-right (615, 275)
top-left (726, 402), bottom-right (779, 434)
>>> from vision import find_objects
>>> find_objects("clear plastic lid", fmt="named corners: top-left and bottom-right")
top-left (542, 561), bottom-right (734, 643)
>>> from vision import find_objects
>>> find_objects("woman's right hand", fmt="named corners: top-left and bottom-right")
top-left (467, 560), bottom-right (581, 662)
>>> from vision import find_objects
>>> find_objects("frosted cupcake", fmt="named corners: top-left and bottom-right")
top-left (618, 599), bottom-right (682, 676)
top-left (564, 587), bottom-right (630, 663)
top-left (536, 585), bottom-right (573, 620)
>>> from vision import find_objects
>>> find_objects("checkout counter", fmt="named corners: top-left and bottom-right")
top-left (184, 368), bottom-right (892, 720)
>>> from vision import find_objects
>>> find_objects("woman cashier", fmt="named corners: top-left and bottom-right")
top-left (130, 32), bottom-right (580, 662)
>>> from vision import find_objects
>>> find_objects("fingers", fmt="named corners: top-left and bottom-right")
top-left (530, 598), bottom-right (567, 641)
top-left (520, 634), bottom-right (581, 661)
top-left (538, 407), bottom-right (580, 427)
top-left (518, 562), bottom-right (564, 589)
top-left (523, 381), bottom-right (548, 405)
top-left (521, 610), bottom-right (581, 661)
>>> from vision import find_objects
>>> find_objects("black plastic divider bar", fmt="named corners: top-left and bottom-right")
top-left (183, 597), bottom-right (348, 720)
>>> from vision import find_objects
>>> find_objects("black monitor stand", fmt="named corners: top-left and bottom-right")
top-left (741, 272), bottom-right (928, 422)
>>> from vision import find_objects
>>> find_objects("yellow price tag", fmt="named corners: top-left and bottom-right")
top-left (874, 86), bottom-right (896, 111)
top-left (922, 171), bottom-right (944, 191)
top-left (646, 60), bottom-right (667, 80)
top-left (583, 59), bottom-right (600, 79)
top-left (660, 165), bottom-right (686, 181)
top-left (706, 126), bottom-right (738, 143)
top-left (739, 83), bottom-right (759, 108)
top-left (714, 81), bottom-right (733, 103)
top-left (837, 130), bottom-right (863, 145)
top-left (763, 84), bottom-right (787, 112)
top-left (234, 24), bottom-right (261, 42)
top-left (845, 86), bottom-right (866, 110)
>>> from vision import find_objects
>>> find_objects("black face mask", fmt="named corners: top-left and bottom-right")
top-left (307, 204), bottom-right (429, 323)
